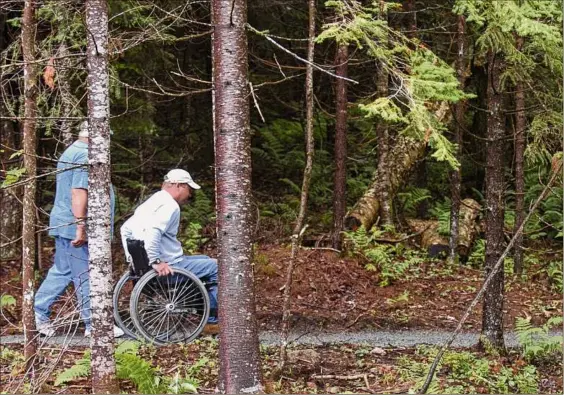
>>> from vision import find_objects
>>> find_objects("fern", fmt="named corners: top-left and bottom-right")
top-left (516, 316), bottom-right (564, 361)
top-left (55, 351), bottom-right (91, 386)
top-left (397, 187), bottom-right (432, 218)
top-left (55, 340), bottom-right (199, 393)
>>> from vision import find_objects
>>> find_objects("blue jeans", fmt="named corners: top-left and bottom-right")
top-left (173, 255), bottom-right (218, 324)
top-left (35, 237), bottom-right (91, 330)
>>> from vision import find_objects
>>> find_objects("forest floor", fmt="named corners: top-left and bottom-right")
top-left (0, 242), bottom-right (562, 393)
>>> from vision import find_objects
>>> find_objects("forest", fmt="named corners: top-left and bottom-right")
top-left (0, 0), bottom-right (562, 394)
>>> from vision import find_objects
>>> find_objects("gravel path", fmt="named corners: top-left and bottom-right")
top-left (2, 329), bottom-right (553, 348)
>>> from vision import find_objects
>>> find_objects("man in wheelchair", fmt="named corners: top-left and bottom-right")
top-left (120, 169), bottom-right (218, 334)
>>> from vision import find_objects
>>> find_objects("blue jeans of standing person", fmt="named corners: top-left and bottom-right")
top-left (35, 237), bottom-right (91, 330)
top-left (173, 255), bottom-right (218, 324)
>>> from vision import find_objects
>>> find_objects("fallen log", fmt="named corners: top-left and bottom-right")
top-left (406, 198), bottom-right (481, 259)
top-left (407, 219), bottom-right (449, 257)
top-left (457, 198), bottom-right (482, 258)
top-left (345, 102), bottom-right (450, 231)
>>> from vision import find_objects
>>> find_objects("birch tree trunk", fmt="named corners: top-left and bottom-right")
top-left (212, 0), bottom-right (262, 392)
top-left (278, 0), bottom-right (316, 373)
top-left (21, 0), bottom-right (38, 368)
top-left (513, 36), bottom-right (526, 275)
top-left (480, 50), bottom-right (506, 352)
top-left (448, 15), bottom-right (467, 264)
top-left (331, 44), bottom-right (348, 249)
top-left (85, 0), bottom-right (117, 392)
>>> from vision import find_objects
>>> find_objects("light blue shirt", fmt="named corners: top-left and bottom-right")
top-left (49, 140), bottom-right (115, 240)
top-left (120, 190), bottom-right (183, 264)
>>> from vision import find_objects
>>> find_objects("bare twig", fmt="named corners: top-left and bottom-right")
top-left (248, 82), bottom-right (266, 123)
top-left (246, 24), bottom-right (358, 85)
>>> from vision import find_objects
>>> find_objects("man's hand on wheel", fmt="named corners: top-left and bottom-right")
top-left (153, 262), bottom-right (172, 276)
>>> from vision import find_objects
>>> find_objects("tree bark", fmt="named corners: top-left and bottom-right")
top-left (457, 198), bottom-right (482, 259)
top-left (212, 0), bottom-right (262, 392)
top-left (278, 0), bottom-right (316, 374)
top-left (331, 44), bottom-right (348, 249)
top-left (480, 50), bottom-right (506, 352)
top-left (345, 102), bottom-right (450, 230)
top-left (375, 1), bottom-right (393, 228)
top-left (513, 36), bottom-right (526, 275)
top-left (448, 14), bottom-right (467, 264)
top-left (21, 0), bottom-right (38, 369)
top-left (85, 0), bottom-right (118, 392)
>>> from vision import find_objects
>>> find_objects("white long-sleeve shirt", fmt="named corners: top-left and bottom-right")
top-left (120, 190), bottom-right (184, 264)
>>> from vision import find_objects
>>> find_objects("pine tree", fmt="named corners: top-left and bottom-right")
top-left (212, 0), bottom-right (262, 392)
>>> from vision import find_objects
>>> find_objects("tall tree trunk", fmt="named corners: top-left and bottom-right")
top-left (513, 36), bottom-right (526, 275)
top-left (212, 0), bottom-right (262, 392)
top-left (331, 44), bottom-right (348, 249)
top-left (375, 1), bottom-right (393, 229)
top-left (21, 0), bottom-right (38, 369)
top-left (57, 43), bottom-right (75, 147)
top-left (278, 0), bottom-right (316, 373)
top-left (85, 0), bottom-right (117, 392)
top-left (480, 50), bottom-right (506, 352)
top-left (448, 14), bottom-right (467, 264)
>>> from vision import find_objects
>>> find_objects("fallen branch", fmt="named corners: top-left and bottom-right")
top-left (312, 373), bottom-right (375, 380)
top-left (418, 162), bottom-right (563, 394)
top-left (373, 225), bottom-right (431, 243)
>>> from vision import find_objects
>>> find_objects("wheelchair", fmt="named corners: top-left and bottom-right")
top-left (113, 239), bottom-right (211, 346)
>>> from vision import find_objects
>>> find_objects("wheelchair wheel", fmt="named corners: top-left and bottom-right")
top-left (113, 272), bottom-right (140, 339)
top-left (130, 267), bottom-right (210, 346)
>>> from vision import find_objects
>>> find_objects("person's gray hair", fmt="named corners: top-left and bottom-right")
top-left (78, 121), bottom-right (89, 138)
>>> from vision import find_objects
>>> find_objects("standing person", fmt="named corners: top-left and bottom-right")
top-left (34, 121), bottom-right (124, 338)
top-left (120, 169), bottom-right (219, 334)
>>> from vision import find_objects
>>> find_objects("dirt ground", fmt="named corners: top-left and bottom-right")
top-left (1, 242), bottom-right (561, 334)
top-left (0, 242), bottom-right (562, 394)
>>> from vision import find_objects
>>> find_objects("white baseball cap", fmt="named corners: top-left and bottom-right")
top-left (164, 169), bottom-right (201, 190)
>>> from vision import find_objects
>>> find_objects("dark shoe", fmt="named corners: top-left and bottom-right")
top-left (202, 323), bottom-right (219, 336)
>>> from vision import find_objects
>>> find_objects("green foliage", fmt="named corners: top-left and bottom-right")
top-left (0, 294), bottom-right (16, 308)
top-left (318, 1), bottom-right (470, 169)
top-left (516, 316), bottom-right (563, 361)
top-left (522, 166), bottom-right (563, 240)
top-left (1, 167), bottom-right (26, 188)
top-left (399, 345), bottom-right (539, 394)
top-left (468, 239), bottom-right (485, 267)
top-left (547, 261), bottom-right (563, 293)
top-left (55, 341), bottom-right (199, 393)
top-left (429, 199), bottom-right (451, 236)
top-left (55, 350), bottom-right (91, 386)
top-left (178, 190), bottom-right (214, 253)
top-left (397, 187), bottom-right (432, 218)
top-left (344, 227), bottom-right (424, 286)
